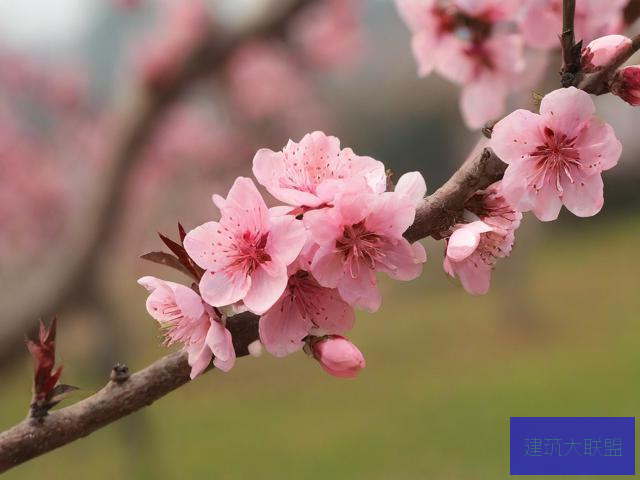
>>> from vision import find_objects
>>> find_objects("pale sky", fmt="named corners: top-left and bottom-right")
top-left (0, 0), bottom-right (95, 50)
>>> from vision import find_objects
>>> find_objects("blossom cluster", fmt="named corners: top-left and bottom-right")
top-left (140, 131), bottom-right (427, 378)
top-left (137, 0), bottom-right (636, 382)
top-left (139, 80), bottom-right (628, 379)
top-left (395, 0), bottom-right (629, 128)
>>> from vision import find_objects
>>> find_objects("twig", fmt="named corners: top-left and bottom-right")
top-left (0, 313), bottom-right (258, 473)
top-left (404, 148), bottom-right (506, 242)
top-left (560, 0), bottom-right (583, 87)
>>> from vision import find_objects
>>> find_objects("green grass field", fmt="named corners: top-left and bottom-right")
top-left (2, 215), bottom-right (639, 479)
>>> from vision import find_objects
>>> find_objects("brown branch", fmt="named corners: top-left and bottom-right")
top-left (624, 0), bottom-right (640, 25)
top-left (0, 313), bottom-right (258, 473)
top-left (579, 34), bottom-right (640, 94)
top-left (404, 148), bottom-right (507, 242)
top-left (560, 0), bottom-right (583, 87)
top-left (0, 0), bottom-right (315, 370)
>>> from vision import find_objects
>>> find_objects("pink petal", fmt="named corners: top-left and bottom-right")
top-left (337, 269), bottom-right (382, 313)
top-left (137, 275), bottom-right (163, 292)
top-left (364, 192), bottom-right (415, 238)
top-left (460, 76), bottom-right (508, 129)
top-left (206, 320), bottom-right (236, 372)
top-left (561, 173), bottom-right (604, 217)
top-left (219, 177), bottom-right (269, 235)
top-left (381, 239), bottom-right (426, 281)
top-left (303, 208), bottom-right (342, 244)
top-left (394, 171), bottom-right (427, 206)
top-left (412, 31), bottom-right (439, 77)
top-left (252, 147), bottom-right (322, 206)
top-left (243, 264), bottom-right (288, 314)
top-left (138, 277), bottom-right (176, 322)
top-left (342, 149), bottom-right (387, 195)
top-left (447, 223), bottom-right (486, 261)
top-left (171, 283), bottom-right (205, 321)
top-left (309, 287), bottom-right (356, 335)
top-left (199, 268), bottom-right (251, 308)
top-left (575, 118), bottom-right (622, 173)
top-left (395, 0), bottom-right (435, 33)
top-left (186, 341), bottom-right (212, 379)
top-left (212, 193), bottom-right (226, 210)
top-left (444, 255), bottom-right (492, 295)
top-left (490, 109), bottom-right (544, 164)
top-left (530, 181), bottom-right (563, 221)
top-left (259, 294), bottom-right (314, 357)
top-left (435, 36), bottom-right (475, 85)
top-left (266, 214), bottom-right (307, 266)
top-left (539, 87), bottom-right (596, 134)
top-left (334, 190), bottom-right (373, 226)
top-left (310, 246), bottom-right (344, 288)
top-left (519, 3), bottom-right (560, 49)
top-left (500, 161), bottom-right (535, 212)
top-left (183, 221), bottom-right (234, 271)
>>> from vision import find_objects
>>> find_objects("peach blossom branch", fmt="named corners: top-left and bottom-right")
top-left (2, 0), bottom-right (640, 472)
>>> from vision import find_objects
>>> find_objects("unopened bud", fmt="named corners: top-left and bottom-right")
top-left (312, 335), bottom-right (365, 379)
top-left (611, 66), bottom-right (640, 106)
top-left (581, 35), bottom-right (631, 73)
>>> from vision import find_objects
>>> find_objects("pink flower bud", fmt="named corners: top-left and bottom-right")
top-left (312, 335), bottom-right (365, 378)
top-left (611, 66), bottom-right (640, 106)
top-left (581, 35), bottom-right (631, 73)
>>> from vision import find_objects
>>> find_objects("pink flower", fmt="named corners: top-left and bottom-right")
top-left (252, 131), bottom-right (386, 208)
top-left (395, 0), bottom-right (457, 77)
top-left (611, 66), bottom-right (640, 106)
top-left (436, 34), bottom-right (525, 129)
top-left (312, 335), bottom-right (365, 378)
top-left (304, 174), bottom-right (427, 312)
top-left (259, 270), bottom-right (355, 357)
top-left (582, 35), bottom-right (631, 73)
top-left (289, 0), bottom-right (364, 69)
top-left (226, 41), bottom-right (313, 121)
top-left (491, 87), bottom-right (622, 221)
top-left (138, 276), bottom-right (235, 378)
top-left (184, 177), bottom-right (307, 314)
top-left (519, 0), bottom-right (626, 50)
top-left (443, 182), bottom-right (522, 294)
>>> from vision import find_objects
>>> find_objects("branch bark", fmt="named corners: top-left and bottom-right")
top-left (0, 313), bottom-right (258, 473)
top-left (560, 0), bottom-right (583, 87)
top-left (405, 148), bottom-right (506, 242)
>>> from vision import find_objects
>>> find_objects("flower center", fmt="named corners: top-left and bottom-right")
top-left (285, 271), bottom-right (326, 327)
top-left (463, 41), bottom-right (495, 73)
top-left (230, 231), bottom-right (271, 274)
top-left (336, 222), bottom-right (385, 278)
top-left (529, 126), bottom-right (581, 191)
